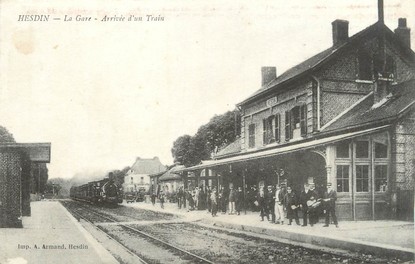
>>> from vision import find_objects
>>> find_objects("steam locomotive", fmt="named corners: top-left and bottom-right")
top-left (70, 178), bottom-right (123, 206)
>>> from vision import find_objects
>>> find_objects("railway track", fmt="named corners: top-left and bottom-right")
top-left (61, 201), bottom-right (214, 264)
top-left (61, 200), bottom-right (407, 264)
top-left (66, 206), bottom-right (149, 264)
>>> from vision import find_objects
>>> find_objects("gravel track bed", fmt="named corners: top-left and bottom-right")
top-left (96, 205), bottom-right (180, 222)
top-left (60, 200), bottom-right (115, 223)
top-left (62, 200), bottom-right (180, 223)
top-left (128, 222), bottom-right (407, 264)
top-left (99, 225), bottom-right (202, 264)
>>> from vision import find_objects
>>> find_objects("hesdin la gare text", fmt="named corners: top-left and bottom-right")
top-left (17, 14), bottom-right (165, 22)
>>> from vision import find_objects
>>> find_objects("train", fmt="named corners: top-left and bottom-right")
top-left (70, 178), bottom-right (123, 206)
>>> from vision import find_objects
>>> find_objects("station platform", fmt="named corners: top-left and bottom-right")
top-left (126, 201), bottom-right (415, 260)
top-left (0, 201), bottom-right (118, 264)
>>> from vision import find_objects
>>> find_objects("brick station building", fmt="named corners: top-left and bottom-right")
top-left (178, 6), bottom-right (415, 221)
top-left (0, 143), bottom-right (51, 228)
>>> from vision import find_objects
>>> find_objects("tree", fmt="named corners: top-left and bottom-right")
top-left (0, 125), bottom-right (15, 143)
top-left (110, 166), bottom-right (130, 186)
top-left (45, 182), bottom-right (62, 195)
top-left (171, 135), bottom-right (193, 167)
top-left (171, 109), bottom-right (241, 167)
top-left (47, 178), bottom-right (71, 197)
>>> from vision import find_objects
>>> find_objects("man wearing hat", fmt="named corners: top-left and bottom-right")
top-left (323, 183), bottom-right (338, 227)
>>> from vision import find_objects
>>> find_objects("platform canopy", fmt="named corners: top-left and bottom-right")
top-left (178, 125), bottom-right (390, 172)
top-left (0, 143), bottom-right (51, 163)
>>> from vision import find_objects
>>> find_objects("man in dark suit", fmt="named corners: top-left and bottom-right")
top-left (323, 182), bottom-right (338, 228)
top-left (284, 186), bottom-right (300, 225)
top-left (266, 185), bottom-right (275, 223)
top-left (177, 187), bottom-right (184, 209)
top-left (257, 186), bottom-right (269, 221)
top-left (299, 183), bottom-right (312, 226)
top-left (308, 183), bottom-right (320, 225)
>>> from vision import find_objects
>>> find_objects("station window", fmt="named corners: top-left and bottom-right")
top-left (375, 165), bottom-right (388, 192)
top-left (285, 104), bottom-right (307, 140)
top-left (336, 165), bottom-right (349, 192)
top-left (336, 141), bottom-right (350, 158)
top-left (356, 165), bottom-right (369, 192)
top-left (300, 104), bottom-right (307, 136)
top-left (275, 114), bottom-right (281, 142)
top-left (285, 111), bottom-right (292, 140)
top-left (356, 141), bottom-right (369, 158)
top-left (358, 50), bottom-right (372, 80)
top-left (373, 53), bottom-right (396, 81)
top-left (375, 142), bottom-right (388, 158)
top-left (248, 124), bottom-right (256, 148)
top-left (262, 114), bottom-right (281, 145)
top-left (263, 116), bottom-right (275, 145)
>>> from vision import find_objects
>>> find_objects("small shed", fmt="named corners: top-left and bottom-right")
top-left (0, 143), bottom-right (51, 228)
top-left (158, 165), bottom-right (184, 194)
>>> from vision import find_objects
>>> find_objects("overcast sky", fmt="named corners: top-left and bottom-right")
top-left (0, 0), bottom-right (413, 179)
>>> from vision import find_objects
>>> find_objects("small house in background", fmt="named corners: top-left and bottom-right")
top-left (123, 157), bottom-right (165, 194)
top-left (0, 143), bottom-right (51, 228)
top-left (158, 165), bottom-right (185, 195)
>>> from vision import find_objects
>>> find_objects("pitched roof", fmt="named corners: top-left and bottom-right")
top-left (158, 166), bottom-right (183, 182)
top-left (322, 79), bottom-right (415, 133)
top-left (214, 137), bottom-right (241, 158)
top-left (129, 157), bottom-right (165, 175)
top-left (149, 171), bottom-right (166, 178)
top-left (238, 22), bottom-right (415, 106)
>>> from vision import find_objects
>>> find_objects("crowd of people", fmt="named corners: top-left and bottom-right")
top-left (152, 182), bottom-right (339, 228)
top-left (253, 182), bottom-right (338, 227)
top-left (173, 185), bottom-right (244, 217)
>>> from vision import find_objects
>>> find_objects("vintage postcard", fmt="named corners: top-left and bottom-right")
top-left (0, 0), bottom-right (414, 263)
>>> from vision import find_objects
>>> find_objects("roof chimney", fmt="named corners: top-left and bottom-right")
top-left (394, 18), bottom-right (411, 48)
top-left (261, 67), bottom-right (276, 86)
top-left (332, 20), bottom-right (349, 46)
